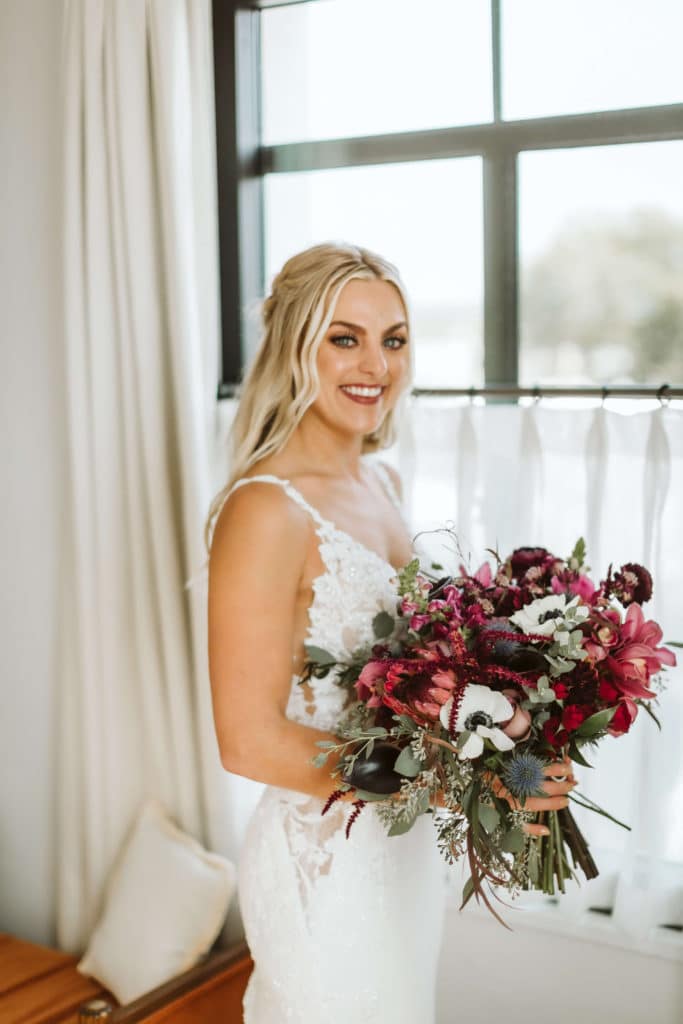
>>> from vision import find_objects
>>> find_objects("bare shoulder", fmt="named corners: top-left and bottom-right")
top-left (375, 459), bottom-right (403, 502)
top-left (209, 479), bottom-right (310, 578)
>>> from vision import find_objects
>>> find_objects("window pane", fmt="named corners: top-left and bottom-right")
top-left (519, 142), bottom-right (683, 387)
top-left (264, 159), bottom-right (484, 387)
top-left (503, 0), bottom-right (683, 120)
top-left (261, 0), bottom-right (492, 145)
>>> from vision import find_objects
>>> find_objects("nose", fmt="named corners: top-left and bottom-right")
top-left (358, 340), bottom-right (388, 378)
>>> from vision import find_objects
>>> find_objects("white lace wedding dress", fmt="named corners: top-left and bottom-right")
top-left (227, 463), bottom-right (449, 1023)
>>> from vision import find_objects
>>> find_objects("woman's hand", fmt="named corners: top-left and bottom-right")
top-left (430, 756), bottom-right (577, 838)
top-left (490, 756), bottom-right (576, 837)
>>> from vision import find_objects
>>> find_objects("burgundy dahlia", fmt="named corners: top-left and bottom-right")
top-left (610, 563), bottom-right (653, 605)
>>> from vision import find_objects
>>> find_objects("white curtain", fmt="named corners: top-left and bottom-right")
top-left (395, 398), bottom-right (683, 955)
top-left (58, 0), bottom-right (256, 952)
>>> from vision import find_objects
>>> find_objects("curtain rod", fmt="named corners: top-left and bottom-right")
top-left (411, 384), bottom-right (682, 400)
top-left (216, 382), bottom-right (681, 401)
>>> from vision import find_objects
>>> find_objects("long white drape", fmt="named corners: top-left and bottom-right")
top-left (58, 0), bottom-right (254, 952)
top-left (395, 398), bottom-right (683, 956)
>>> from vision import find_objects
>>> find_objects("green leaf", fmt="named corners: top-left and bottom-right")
top-left (568, 739), bottom-right (593, 768)
top-left (394, 746), bottom-right (422, 777)
top-left (352, 788), bottom-right (390, 802)
top-left (639, 700), bottom-right (662, 731)
top-left (388, 813), bottom-right (418, 837)
top-left (315, 740), bottom-right (336, 749)
top-left (570, 537), bottom-right (586, 569)
top-left (576, 706), bottom-right (617, 737)
top-left (500, 828), bottom-right (525, 853)
top-left (372, 611), bottom-right (395, 638)
top-left (392, 714), bottom-right (417, 733)
top-left (366, 726), bottom-right (389, 736)
top-left (431, 562), bottom-right (444, 571)
top-left (304, 644), bottom-right (336, 665)
top-left (664, 640), bottom-right (683, 648)
top-left (460, 876), bottom-right (476, 908)
top-left (312, 753), bottom-right (328, 768)
top-left (456, 729), bottom-right (472, 750)
top-left (477, 802), bottom-right (500, 835)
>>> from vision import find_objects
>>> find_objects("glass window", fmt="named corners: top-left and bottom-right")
top-left (264, 158), bottom-right (484, 387)
top-left (519, 141), bottom-right (683, 387)
top-left (261, 0), bottom-right (492, 145)
top-left (502, 0), bottom-right (683, 121)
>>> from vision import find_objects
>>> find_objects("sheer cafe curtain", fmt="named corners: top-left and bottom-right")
top-left (58, 0), bottom-right (255, 952)
top-left (394, 398), bottom-right (683, 959)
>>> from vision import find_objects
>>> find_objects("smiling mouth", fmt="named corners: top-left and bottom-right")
top-left (339, 384), bottom-right (386, 402)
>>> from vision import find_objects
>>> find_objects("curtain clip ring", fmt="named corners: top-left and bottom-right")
top-left (601, 386), bottom-right (609, 407)
top-left (532, 385), bottom-right (541, 406)
top-left (657, 383), bottom-right (671, 408)
top-left (468, 386), bottom-right (476, 406)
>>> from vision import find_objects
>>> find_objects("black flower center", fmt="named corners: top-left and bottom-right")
top-left (465, 711), bottom-right (494, 731)
top-left (538, 609), bottom-right (563, 624)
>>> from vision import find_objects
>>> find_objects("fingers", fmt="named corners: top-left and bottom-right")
top-left (522, 823), bottom-right (550, 837)
top-left (541, 779), bottom-right (576, 796)
top-left (543, 759), bottom-right (574, 779)
top-left (524, 794), bottom-right (570, 811)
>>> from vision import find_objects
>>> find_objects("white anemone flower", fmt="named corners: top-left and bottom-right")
top-left (510, 593), bottom-right (586, 636)
top-left (439, 683), bottom-right (516, 761)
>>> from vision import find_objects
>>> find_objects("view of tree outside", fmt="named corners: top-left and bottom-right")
top-left (261, 1), bottom-right (682, 389)
top-left (520, 142), bottom-right (683, 387)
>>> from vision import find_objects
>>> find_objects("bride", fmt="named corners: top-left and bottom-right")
top-left (205, 242), bottom-right (574, 1022)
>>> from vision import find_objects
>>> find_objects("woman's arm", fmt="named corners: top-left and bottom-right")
top-left (207, 481), bottom-right (357, 803)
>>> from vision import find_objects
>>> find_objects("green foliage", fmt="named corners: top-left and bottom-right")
top-left (576, 706), bottom-right (617, 738)
top-left (394, 745), bottom-right (422, 777)
top-left (372, 611), bottom-right (395, 639)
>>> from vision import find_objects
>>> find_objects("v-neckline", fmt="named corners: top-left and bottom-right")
top-left (251, 472), bottom-right (403, 575)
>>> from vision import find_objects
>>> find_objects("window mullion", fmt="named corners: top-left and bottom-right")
top-left (483, 150), bottom-right (518, 389)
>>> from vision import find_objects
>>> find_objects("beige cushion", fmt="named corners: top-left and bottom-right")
top-left (77, 797), bottom-right (236, 1004)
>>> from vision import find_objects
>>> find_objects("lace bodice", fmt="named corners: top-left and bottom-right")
top-left (224, 461), bottom-right (404, 732)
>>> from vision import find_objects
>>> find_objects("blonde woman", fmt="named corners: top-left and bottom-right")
top-left (206, 242), bottom-right (573, 1023)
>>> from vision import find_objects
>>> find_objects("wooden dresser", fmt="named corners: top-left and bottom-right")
top-left (0, 933), bottom-right (253, 1023)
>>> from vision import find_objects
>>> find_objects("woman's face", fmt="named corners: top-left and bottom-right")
top-left (312, 278), bottom-right (411, 439)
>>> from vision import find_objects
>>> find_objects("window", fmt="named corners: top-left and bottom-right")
top-left (213, 0), bottom-right (683, 396)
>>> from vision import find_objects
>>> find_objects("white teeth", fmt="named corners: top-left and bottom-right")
top-left (341, 385), bottom-right (383, 397)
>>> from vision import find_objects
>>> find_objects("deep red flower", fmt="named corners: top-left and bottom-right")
top-left (509, 547), bottom-right (554, 577)
top-left (610, 563), bottom-right (653, 605)
top-left (561, 704), bottom-right (591, 732)
top-left (552, 682), bottom-right (569, 700)
top-left (542, 714), bottom-right (569, 748)
top-left (607, 699), bottom-right (638, 737)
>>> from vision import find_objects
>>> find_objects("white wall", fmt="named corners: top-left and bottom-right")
top-left (0, 0), bottom-right (66, 945)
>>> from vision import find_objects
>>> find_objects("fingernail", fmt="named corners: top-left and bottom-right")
top-left (540, 827), bottom-right (550, 836)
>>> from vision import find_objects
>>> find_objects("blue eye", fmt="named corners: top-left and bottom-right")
top-left (329, 334), bottom-right (357, 348)
top-left (383, 335), bottom-right (408, 350)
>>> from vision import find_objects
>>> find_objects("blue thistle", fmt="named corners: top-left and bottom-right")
top-left (502, 752), bottom-right (547, 801)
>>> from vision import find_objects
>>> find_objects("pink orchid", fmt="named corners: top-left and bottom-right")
top-left (551, 573), bottom-right (596, 603)
top-left (605, 603), bottom-right (677, 699)
top-left (355, 661), bottom-right (386, 707)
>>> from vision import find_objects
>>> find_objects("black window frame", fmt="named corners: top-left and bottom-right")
top-left (213, 0), bottom-right (683, 400)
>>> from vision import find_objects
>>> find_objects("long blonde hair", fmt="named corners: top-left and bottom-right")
top-left (204, 241), bottom-right (413, 554)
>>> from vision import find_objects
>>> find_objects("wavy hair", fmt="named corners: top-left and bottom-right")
top-left (203, 241), bottom-right (413, 554)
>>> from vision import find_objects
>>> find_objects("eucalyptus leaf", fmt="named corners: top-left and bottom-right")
top-left (394, 746), bottom-right (422, 778)
top-left (461, 876), bottom-right (475, 908)
top-left (305, 644), bottom-right (336, 665)
top-left (500, 828), bottom-right (525, 853)
top-left (477, 802), bottom-right (500, 834)
top-left (388, 814), bottom-right (418, 837)
top-left (312, 753), bottom-right (328, 768)
top-left (353, 788), bottom-right (390, 803)
top-left (366, 726), bottom-right (389, 736)
top-left (570, 537), bottom-right (586, 569)
top-left (373, 611), bottom-right (395, 638)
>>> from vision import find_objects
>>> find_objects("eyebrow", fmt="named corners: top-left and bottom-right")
top-left (329, 320), bottom-right (408, 334)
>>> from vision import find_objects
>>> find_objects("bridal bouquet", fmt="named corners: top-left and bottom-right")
top-left (306, 539), bottom-right (678, 924)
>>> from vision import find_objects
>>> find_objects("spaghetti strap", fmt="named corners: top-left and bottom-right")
top-left (370, 460), bottom-right (402, 511)
top-left (225, 474), bottom-right (328, 530)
